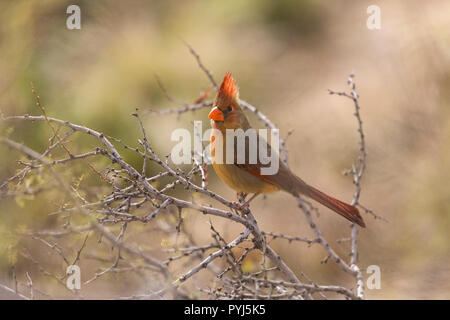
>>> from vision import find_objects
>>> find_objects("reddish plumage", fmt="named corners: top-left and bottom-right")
top-left (219, 72), bottom-right (238, 100)
top-left (303, 185), bottom-right (366, 227)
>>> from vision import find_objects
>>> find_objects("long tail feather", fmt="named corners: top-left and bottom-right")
top-left (303, 185), bottom-right (366, 227)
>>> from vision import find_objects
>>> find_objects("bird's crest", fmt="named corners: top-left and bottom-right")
top-left (217, 72), bottom-right (239, 102)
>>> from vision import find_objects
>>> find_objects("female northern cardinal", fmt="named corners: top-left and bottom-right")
top-left (208, 73), bottom-right (365, 227)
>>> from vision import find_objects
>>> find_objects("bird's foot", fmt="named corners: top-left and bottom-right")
top-left (232, 201), bottom-right (250, 216)
top-left (233, 200), bottom-right (250, 209)
top-left (232, 192), bottom-right (263, 216)
top-left (233, 194), bottom-right (250, 217)
top-left (233, 192), bottom-right (252, 216)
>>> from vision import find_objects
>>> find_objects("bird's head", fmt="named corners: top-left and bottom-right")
top-left (209, 72), bottom-right (247, 130)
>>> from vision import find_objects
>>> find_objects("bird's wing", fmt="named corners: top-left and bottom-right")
top-left (231, 132), bottom-right (304, 192)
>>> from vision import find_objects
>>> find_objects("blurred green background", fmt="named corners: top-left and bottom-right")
top-left (0, 0), bottom-right (449, 299)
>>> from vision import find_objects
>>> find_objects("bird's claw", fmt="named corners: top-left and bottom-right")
top-left (232, 201), bottom-right (250, 216)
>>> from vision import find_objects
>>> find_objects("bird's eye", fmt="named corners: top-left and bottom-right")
top-left (226, 106), bottom-right (233, 112)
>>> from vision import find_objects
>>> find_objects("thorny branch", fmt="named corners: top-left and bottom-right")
top-left (0, 48), bottom-right (376, 300)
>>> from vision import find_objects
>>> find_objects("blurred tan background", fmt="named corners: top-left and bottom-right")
top-left (0, 0), bottom-right (449, 299)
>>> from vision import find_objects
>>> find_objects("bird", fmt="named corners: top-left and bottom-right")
top-left (208, 72), bottom-right (365, 227)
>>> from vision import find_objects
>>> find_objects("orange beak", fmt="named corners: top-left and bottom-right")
top-left (208, 107), bottom-right (224, 122)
